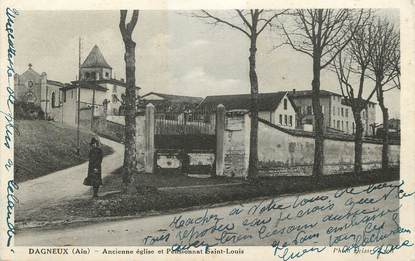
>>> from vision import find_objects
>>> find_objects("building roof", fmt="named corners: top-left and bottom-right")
top-left (81, 45), bottom-right (112, 69)
top-left (198, 92), bottom-right (294, 111)
top-left (287, 89), bottom-right (342, 98)
top-left (62, 82), bottom-right (108, 92)
top-left (70, 79), bottom-right (140, 89)
top-left (47, 79), bottom-right (65, 87)
top-left (141, 92), bottom-right (203, 104)
top-left (100, 79), bottom-right (140, 89)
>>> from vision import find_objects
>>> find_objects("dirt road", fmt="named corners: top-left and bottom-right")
top-left (16, 182), bottom-right (401, 247)
top-left (15, 137), bottom-right (124, 214)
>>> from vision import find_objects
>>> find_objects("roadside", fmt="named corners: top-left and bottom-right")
top-left (16, 167), bottom-right (399, 230)
top-left (16, 181), bottom-right (400, 246)
top-left (97, 167), bottom-right (243, 194)
top-left (15, 137), bottom-right (124, 221)
top-left (14, 120), bottom-right (113, 183)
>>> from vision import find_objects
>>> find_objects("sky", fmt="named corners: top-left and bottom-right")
top-left (14, 10), bottom-right (400, 122)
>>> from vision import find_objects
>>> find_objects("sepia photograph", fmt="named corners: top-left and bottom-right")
top-left (1, 2), bottom-right (413, 260)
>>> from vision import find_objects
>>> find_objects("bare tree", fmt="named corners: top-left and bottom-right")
top-left (119, 10), bottom-right (139, 191)
top-left (368, 18), bottom-right (400, 169)
top-left (193, 9), bottom-right (286, 179)
top-left (332, 15), bottom-right (377, 173)
top-left (280, 9), bottom-right (366, 177)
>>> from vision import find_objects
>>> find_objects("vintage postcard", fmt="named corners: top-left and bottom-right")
top-left (0, 0), bottom-right (414, 260)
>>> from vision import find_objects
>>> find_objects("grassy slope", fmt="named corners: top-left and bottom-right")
top-left (14, 120), bottom-right (114, 183)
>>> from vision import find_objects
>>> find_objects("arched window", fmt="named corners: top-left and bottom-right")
top-left (51, 92), bottom-right (56, 108)
top-left (283, 99), bottom-right (288, 110)
top-left (85, 72), bottom-right (90, 79)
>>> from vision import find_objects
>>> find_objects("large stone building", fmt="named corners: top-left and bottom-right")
top-left (14, 63), bottom-right (65, 121)
top-left (60, 45), bottom-right (140, 126)
top-left (288, 89), bottom-right (376, 135)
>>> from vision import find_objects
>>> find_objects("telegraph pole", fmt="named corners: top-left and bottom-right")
top-left (91, 88), bottom-right (95, 129)
top-left (76, 37), bottom-right (82, 155)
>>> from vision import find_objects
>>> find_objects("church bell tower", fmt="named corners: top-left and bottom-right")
top-left (80, 45), bottom-right (112, 81)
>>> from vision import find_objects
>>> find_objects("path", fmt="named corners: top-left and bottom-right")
top-left (16, 182), bottom-right (400, 247)
top-left (16, 137), bottom-right (124, 214)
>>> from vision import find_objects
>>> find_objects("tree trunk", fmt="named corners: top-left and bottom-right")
top-left (122, 41), bottom-right (138, 185)
top-left (380, 106), bottom-right (389, 169)
top-left (376, 82), bottom-right (389, 170)
top-left (248, 35), bottom-right (259, 180)
top-left (312, 55), bottom-right (324, 177)
top-left (353, 110), bottom-right (363, 174)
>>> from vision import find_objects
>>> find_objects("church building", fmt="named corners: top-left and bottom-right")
top-left (14, 45), bottom-right (140, 126)
top-left (14, 63), bottom-right (65, 121)
top-left (60, 45), bottom-right (140, 126)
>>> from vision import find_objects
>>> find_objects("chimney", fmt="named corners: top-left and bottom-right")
top-left (293, 89), bottom-right (296, 94)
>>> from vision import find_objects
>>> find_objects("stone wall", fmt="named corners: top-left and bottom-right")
top-left (257, 120), bottom-right (400, 176)
top-left (107, 115), bottom-right (125, 125)
top-left (219, 110), bottom-right (400, 177)
top-left (92, 116), bottom-right (125, 143)
top-left (257, 120), bottom-right (314, 176)
top-left (79, 108), bottom-right (93, 129)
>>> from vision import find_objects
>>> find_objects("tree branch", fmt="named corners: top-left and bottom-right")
top-left (257, 9), bottom-right (287, 35)
top-left (199, 10), bottom-right (251, 37)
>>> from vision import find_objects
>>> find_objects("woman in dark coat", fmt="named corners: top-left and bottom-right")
top-left (83, 137), bottom-right (103, 198)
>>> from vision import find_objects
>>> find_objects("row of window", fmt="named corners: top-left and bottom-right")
top-left (333, 106), bottom-right (368, 118)
top-left (331, 119), bottom-right (355, 132)
top-left (299, 104), bottom-right (369, 120)
top-left (333, 106), bottom-right (349, 117)
top-left (299, 105), bottom-right (325, 115)
top-left (84, 71), bottom-right (110, 80)
top-left (333, 95), bottom-right (375, 110)
top-left (279, 114), bottom-right (293, 127)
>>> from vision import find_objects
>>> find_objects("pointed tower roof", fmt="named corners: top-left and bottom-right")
top-left (81, 45), bottom-right (112, 69)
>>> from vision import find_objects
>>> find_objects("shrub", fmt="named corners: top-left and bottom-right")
top-left (14, 101), bottom-right (45, 120)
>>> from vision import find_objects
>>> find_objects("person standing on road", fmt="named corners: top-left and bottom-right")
top-left (83, 137), bottom-right (103, 198)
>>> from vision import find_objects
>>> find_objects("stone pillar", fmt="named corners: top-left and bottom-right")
top-left (223, 110), bottom-right (250, 178)
top-left (215, 104), bottom-right (225, 176)
top-left (145, 103), bottom-right (155, 173)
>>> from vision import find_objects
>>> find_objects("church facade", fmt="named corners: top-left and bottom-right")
top-left (14, 64), bottom-right (65, 121)
top-left (14, 45), bottom-right (140, 126)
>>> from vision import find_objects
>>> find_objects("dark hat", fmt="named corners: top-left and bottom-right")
top-left (90, 137), bottom-right (99, 145)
